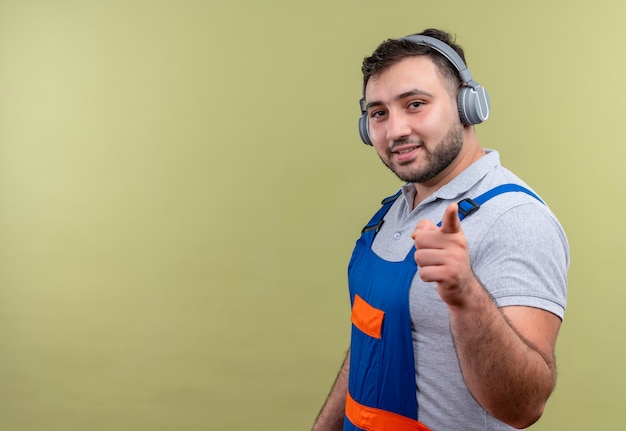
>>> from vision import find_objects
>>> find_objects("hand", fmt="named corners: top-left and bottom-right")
top-left (411, 203), bottom-right (477, 307)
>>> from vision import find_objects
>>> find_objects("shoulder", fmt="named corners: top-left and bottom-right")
top-left (461, 171), bottom-right (569, 266)
top-left (466, 199), bottom-right (569, 319)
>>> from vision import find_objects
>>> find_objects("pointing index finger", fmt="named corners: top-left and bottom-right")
top-left (440, 202), bottom-right (462, 234)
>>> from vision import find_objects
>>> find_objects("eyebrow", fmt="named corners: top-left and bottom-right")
top-left (365, 89), bottom-right (434, 111)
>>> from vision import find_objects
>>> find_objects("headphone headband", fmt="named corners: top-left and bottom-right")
top-left (398, 35), bottom-right (474, 85)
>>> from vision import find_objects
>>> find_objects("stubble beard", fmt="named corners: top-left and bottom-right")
top-left (380, 123), bottom-right (464, 184)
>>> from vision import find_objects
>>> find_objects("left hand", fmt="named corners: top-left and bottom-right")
top-left (411, 202), bottom-right (477, 307)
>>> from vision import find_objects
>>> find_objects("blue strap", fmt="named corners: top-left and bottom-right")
top-left (361, 190), bottom-right (402, 233)
top-left (474, 183), bottom-right (544, 205)
top-left (442, 183), bottom-right (545, 225)
top-left (363, 183), bottom-right (543, 231)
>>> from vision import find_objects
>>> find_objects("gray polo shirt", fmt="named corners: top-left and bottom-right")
top-left (371, 150), bottom-right (569, 431)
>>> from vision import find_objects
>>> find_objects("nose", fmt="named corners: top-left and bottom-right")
top-left (386, 111), bottom-right (411, 142)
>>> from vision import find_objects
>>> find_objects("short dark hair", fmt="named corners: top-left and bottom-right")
top-left (361, 28), bottom-right (466, 95)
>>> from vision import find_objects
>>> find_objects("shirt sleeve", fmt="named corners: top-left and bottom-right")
top-left (471, 202), bottom-right (569, 320)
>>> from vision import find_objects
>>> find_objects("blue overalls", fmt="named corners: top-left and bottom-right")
top-left (344, 184), bottom-right (543, 431)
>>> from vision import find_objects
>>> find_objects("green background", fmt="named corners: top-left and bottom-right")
top-left (0, 1), bottom-right (622, 429)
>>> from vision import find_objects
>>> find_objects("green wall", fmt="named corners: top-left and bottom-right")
top-left (0, 1), bottom-right (623, 429)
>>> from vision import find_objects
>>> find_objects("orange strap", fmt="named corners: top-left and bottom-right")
top-left (345, 391), bottom-right (432, 431)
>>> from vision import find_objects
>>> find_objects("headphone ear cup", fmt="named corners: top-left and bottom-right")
top-left (359, 113), bottom-right (373, 146)
top-left (458, 85), bottom-right (490, 125)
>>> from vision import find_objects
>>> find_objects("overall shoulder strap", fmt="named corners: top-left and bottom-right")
top-left (450, 183), bottom-right (545, 224)
top-left (361, 190), bottom-right (402, 234)
top-left (362, 184), bottom-right (543, 231)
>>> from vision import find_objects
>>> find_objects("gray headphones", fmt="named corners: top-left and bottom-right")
top-left (358, 34), bottom-right (490, 146)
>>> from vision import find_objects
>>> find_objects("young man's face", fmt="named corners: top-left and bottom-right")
top-left (364, 55), bottom-right (465, 185)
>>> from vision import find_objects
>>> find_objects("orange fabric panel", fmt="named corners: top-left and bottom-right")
top-left (345, 391), bottom-right (431, 431)
top-left (351, 294), bottom-right (384, 339)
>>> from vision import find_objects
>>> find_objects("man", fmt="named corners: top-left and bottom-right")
top-left (312, 28), bottom-right (569, 431)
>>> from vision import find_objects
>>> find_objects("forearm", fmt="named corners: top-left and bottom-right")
top-left (312, 351), bottom-right (349, 431)
top-left (448, 280), bottom-right (556, 429)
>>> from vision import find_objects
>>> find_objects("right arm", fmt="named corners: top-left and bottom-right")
top-left (311, 350), bottom-right (350, 431)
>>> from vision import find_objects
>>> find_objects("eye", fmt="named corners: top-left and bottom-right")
top-left (408, 101), bottom-right (424, 109)
top-left (370, 110), bottom-right (387, 119)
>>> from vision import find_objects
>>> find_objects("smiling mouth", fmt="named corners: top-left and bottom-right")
top-left (391, 144), bottom-right (421, 156)
top-left (389, 143), bottom-right (422, 164)
top-left (393, 146), bottom-right (419, 154)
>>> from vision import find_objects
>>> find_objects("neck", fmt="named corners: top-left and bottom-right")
top-left (412, 133), bottom-right (485, 209)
